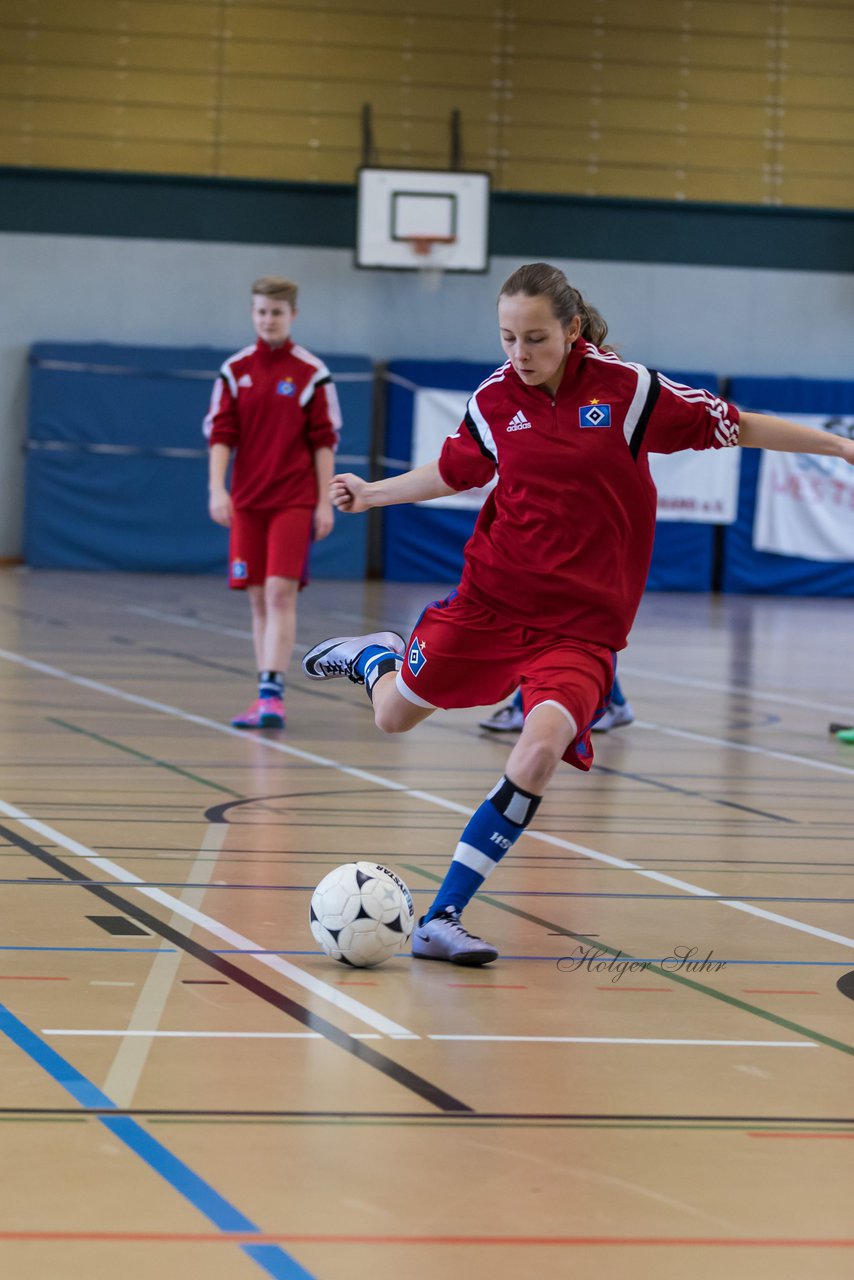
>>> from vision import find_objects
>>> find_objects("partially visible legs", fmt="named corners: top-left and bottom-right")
top-left (592, 670), bottom-right (634, 732)
top-left (412, 702), bottom-right (576, 965)
top-left (232, 576), bottom-right (297, 729)
top-left (230, 507), bottom-right (313, 730)
top-left (302, 631), bottom-right (434, 732)
top-left (482, 669), bottom-right (634, 737)
top-left (479, 688), bottom-right (525, 733)
top-left (302, 602), bottom-right (613, 965)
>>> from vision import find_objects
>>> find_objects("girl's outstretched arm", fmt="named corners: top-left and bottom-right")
top-left (330, 460), bottom-right (456, 513)
top-left (739, 412), bottom-right (854, 464)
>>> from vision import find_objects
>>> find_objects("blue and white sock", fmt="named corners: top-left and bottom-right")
top-left (610, 674), bottom-right (625, 706)
top-left (258, 670), bottom-right (284, 700)
top-left (424, 775), bottom-right (541, 922)
top-left (354, 645), bottom-right (403, 701)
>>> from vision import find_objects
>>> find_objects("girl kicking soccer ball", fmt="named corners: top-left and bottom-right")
top-left (303, 262), bottom-right (854, 965)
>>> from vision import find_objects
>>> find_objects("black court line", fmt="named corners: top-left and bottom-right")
top-left (0, 1107), bottom-right (852, 1124)
top-left (204, 790), bottom-right (385, 823)
top-left (593, 764), bottom-right (794, 822)
top-left (6, 882), bottom-right (854, 905)
top-left (86, 915), bottom-right (151, 937)
top-left (0, 821), bottom-right (472, 1115)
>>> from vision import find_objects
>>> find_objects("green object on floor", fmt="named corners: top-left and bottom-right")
top-left (837, 728), bottom-right (854, 743)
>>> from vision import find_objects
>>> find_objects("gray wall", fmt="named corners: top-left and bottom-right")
top-left (3, 228), bottom-right (854, 558)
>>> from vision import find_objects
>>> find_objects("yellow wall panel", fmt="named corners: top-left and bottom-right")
top-left (785, 6), bottom-right (854, 40)
top-left (784, 40), bottom-right (854, 76)
top-left (3, 132), bottom-right (213, 173)
top-left (105, 69), bottom-right (218, 108)
top-left (219, 9), bottom-right (497, 50)
top-left (1, 29), bottom-right (218, 73)
top-left (664, 2), bottom-right (779, 37)
top-left (567, 0), bottom-right (775, 37)
top-left (0, 0), bottom-right (218, 37)
top-left (602, 29), bottom-right (768, 70)
top-left (782, 108), bottom-right (854, 144)
top-left (780, 172), bottom-right (854, 208)
top-left (223, 0), bottom-right (502, 16)
top-left (781, 74), bottom-right (853, 109)
top-left (780, 138), bottom-right (854, 174)
top-left (1, 0), bottom-right (851, 211)
top-left (223, 41), bottom-right (498, 87)
top-left (507, 27), bottom-right (612, 61)
top-left (1, 99), bottom-right (213, 143)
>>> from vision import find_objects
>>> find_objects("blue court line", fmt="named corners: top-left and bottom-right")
top-left (0, 1002), bottom-right (315, 1279)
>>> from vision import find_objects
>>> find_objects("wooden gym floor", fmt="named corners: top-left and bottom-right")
top-left (0, 568), bottom-right (852, 1280)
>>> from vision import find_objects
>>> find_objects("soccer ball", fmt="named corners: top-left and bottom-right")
top-left (309, 862), bottom-right (415, 968)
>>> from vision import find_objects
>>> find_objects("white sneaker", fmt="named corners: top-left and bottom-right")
top-left (411, 909), bottom-right (498, 966)
top-left (592, 700), bottom-right (635, 732)
top-left (479, 701), bottom-right (525, 732)
top-left (302, 632), bottom-right (405, 684)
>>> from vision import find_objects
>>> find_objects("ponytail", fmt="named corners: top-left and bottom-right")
top-left (499, 262), bottom-right (610, 348)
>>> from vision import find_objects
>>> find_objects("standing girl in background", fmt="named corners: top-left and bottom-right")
top-left (205, 276), bottom-right (341, 730)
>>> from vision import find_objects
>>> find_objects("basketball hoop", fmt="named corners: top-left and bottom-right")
top-left (404, 235), bottom-right (456, 292)
top-left (406, 234), bottom-right (456, 258)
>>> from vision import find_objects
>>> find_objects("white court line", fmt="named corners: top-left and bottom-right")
top-left (42, 1030), bottom-right (814, 1047)
top-left (102, 824), bottom-right (226, 1108)
top-left (125, 605), bottom-right (252, 641)
top-left (44, 1030), bottom-right (381, 1039)
top-left (1, 648), bottom-right (854, 966)
top-left (633, 719), bottom-right (854, 777)
top-left (125, 609), bottom-right (854, 721)
top-left (0, 807), bottom-right (416, 1040)
top-left (621, 663), bottom-right (854, 720)
top-left (429, 1035), bottom-right (818, 1047)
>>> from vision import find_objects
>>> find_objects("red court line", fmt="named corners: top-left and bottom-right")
top-left (742, 990), bottom-right (819, 995)
top-left (0, 976), bottom-right (69, 981)
top-left (0, 1231), bottom-right (851, 1247)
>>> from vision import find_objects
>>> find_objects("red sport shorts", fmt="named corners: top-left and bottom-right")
top-left (396, 592), bottom-right (615, 771)
top-left (228, 506), bottom-right (313, 589)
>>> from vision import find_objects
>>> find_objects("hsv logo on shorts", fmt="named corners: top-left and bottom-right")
top-left (231, 559), bottom-right (248, 581)
top-left (408, 636), bottom-right (427, 676)
top-left (579, 400), bottom-right (612, 428)
top-left (276, 378), bottom-right (296, 396)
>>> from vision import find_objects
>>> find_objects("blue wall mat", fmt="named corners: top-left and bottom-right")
top-left (722, 376), bottom-right (854, 596)
top-left (24, 342), bottom-right (373, 578)
top-left (382, 359), bottom-right (722, 591)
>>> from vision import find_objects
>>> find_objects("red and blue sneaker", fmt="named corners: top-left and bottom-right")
top-left (231, 697), bottom-right (285, 730)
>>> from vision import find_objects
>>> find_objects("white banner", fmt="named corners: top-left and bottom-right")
top-left (412, 386), bottom-right (740, 521)
top-left (649, 448), bottom-right (741, 524)
top-left (753, 415), bottom-right (854, 562)
top-left (412, 389), bottom-right (495, 509)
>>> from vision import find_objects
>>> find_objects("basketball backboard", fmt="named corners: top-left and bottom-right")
top-left (356, 167), bottom-right (490, 273)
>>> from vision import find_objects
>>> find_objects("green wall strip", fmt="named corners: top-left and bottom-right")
top-left (2, 166), bottom-right (853, 273)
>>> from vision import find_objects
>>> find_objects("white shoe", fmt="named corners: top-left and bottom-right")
top-left (479, 702), bottom-right (525, 732)
top-left (302, 632), bottom-right (405, 684)
top-left (592, 700), bottom-right (634, 732)
top-left (411, 909), bottom-right (498, 966)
